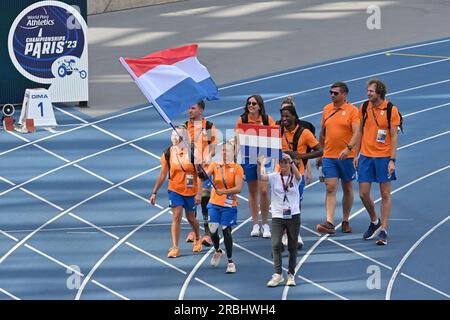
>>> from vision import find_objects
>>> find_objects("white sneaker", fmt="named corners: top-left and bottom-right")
top-left (210, 250), bottom-right (223, 267)
top-left (250, 224), bottom-right (260, 237)
top-left (267, 273), bottom-right (284, 287)
top-left (297, 233), bottom-right (304, 250)
top-left (286, 274), bottom-right (296, 286)
top-left (262, 224), bottom-right (271, 238)
top-left (226, 262), bottom-right (236, 273)
top-left (282, 233), bottom-right (288, 247)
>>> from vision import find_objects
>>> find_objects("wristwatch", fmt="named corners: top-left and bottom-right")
top-left (390, 158), bottom-right (396, 163)
top-left (347, 144), bottom-right (353, 151)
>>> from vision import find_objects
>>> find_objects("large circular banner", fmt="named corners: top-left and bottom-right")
top-left (8, 1), bottom-right (88, 102)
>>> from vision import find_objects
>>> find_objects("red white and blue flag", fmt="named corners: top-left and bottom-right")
top-left (237, 123), bottom-right (282, 164)
top-left (119, 44), bottom-right (218, 123)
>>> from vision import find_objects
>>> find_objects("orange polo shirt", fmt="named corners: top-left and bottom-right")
top-left (321, 102), bottom-right (359, 158)
top-left (359, 100), bottom-right (400, 157)
top-left (186, 118), bottom-right (217, 163)
top-left (209, 162), bottom-right (244, 207)
top-left (160, 147), bottom-right (198, 196)
top-left (281, 125), bottom-right (318, 175)
top-left (235, 114), bottom-right (276, 129)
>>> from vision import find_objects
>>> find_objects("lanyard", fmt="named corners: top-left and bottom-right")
top-left (280, 173), bottom-right (293, 203)
top-left (370, 106), bottom-right (382, 129)
top-left (218, 164), bottom-right (229, 189)
top-left (323, 108), bottom-right (341, 124)
top-left (174, 150), bottom-right (190, 173)
top-left (189, 119), bottom-right (206, 144)
top-left (283, 125), bottom-right (299, 151)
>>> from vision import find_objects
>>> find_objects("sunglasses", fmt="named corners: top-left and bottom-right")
top-left (247, 101), bottom-right (258, 106)
top-left (329, 90), bottom-right (340, 96)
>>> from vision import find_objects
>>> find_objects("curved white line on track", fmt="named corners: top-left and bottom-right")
top-left (385, 215), bottom-right (450, 300)
top-left (0, 167), bottom-right (159, 265)
top-left (282, 164), bottom-right (450, 300)
top-left (74, 207), bottom-right (171, 300)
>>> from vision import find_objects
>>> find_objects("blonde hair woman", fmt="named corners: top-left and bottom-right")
top-left (150, 126), bottom-right (203, 258)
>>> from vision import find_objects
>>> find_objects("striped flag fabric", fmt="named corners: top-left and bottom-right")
top-left (237, 123), bottom-right (282, 165)
top-left (119, 44), bottom-right (218, 123)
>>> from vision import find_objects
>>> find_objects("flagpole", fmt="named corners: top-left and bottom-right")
top-left (119, 57), bottom-right (217, 190)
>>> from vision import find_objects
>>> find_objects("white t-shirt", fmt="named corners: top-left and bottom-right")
top-left (267, 172), bottom-right (302, 218)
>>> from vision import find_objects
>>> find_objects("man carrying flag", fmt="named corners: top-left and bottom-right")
top-left (120, 44), bottom-right (219, 257)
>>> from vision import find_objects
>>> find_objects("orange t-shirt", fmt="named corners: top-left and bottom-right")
top-left (160, 147), bottom-right (198, 196)
top-left (209, 162), bottom-right (244, 207)
top-left (281, 125), bottom-right (318, 175)
top-left (359, 100), bottom-right (400, 157)
top-left (321, 102), bottom-right (359, 158)
top-left (235, 114), bottom-right (276, 129)
top-left (186, 118), bottom-right (217, 163)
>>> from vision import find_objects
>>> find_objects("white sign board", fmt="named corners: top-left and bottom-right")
top-left (19, 88), bottom-right (57, 127)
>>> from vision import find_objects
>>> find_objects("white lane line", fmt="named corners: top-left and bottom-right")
top-left (303, 224), bottom-right (449, 299)
top-left (400, 272), bottom-right (450, 299)
top-left (0, 105), bottom-right (153, 157)
top-left (0, 229), bottom-right (19, 242)
top-left (219, 38), bottom-right (450, 90)
top-left (234, 243), bottom-right (348, 300)
top-left (1, 173), bottom-right (234, 300)
top-left (208, 62), bottom-right (450, 121)
top-left (91, 280), bottom-right (130, 300)
top-left (0, 131), bottom-right (163, 197)
top-left (125, 242), bottom-right (187, 275)
top-left (302, 225), bottom-right (393, 270)
top-left (0, 167), bottom-right (159, 265)
top-left (402, 102), bottom-right (450, 118)
top-left (3, 53), bottom-right (449, 159)
top-left (74, 207), bottom-right (171, 300)
top-left (194, 277), bottom-right (239, 300)
top-left (68, 213), bottom-right (120, 240)
top-left (385, 215), bottom-right (450, 300)
top-left (0, 227), bottom-right (128, 300)
top-left (0, 288), bottom-right (20, 300)
top-left (5, 130), bottom-right (163, 211)
top-left (55, 106), bottom-right (160, 159)
top-left (398, 131), bottom-right (450, 150)
top-left (178, 179), bottom-right (322, 301)
top-left (24, 244), bottom-right (84, 276)
top-left (282, 164), bottom-right (450, 300)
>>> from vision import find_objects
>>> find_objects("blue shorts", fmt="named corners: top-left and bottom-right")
top-left (207, 203), bottom-right (237, 227)
top-left (241, 163), bottom-right (271, 182)
top-left (168, 191), bottom-right (196, 212)
top-left (322, 158), bottom-right (356, 182)
top-left (357, 155), bottom-right (397, 183)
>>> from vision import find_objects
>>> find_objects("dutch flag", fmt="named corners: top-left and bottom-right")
top-left (119, 44), bottom-right (218, 123)
top-left (237, 123), bottom-right (282, 165)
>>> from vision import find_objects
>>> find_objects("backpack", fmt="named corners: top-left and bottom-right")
top-left (362, 101), bottom-right (403, 133)
top-left (164, 146), bottom-right (196, 179)
top-left (185, 119), bottom-right (214, 144)
top-left (281, 125), bottom-right (309, 167)
top-left (240, 113), bottom-right (269, 126)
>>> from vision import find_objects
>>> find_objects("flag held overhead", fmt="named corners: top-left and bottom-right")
top-left (237, 123), bottom-right (282, 165)
top-left (119, 44), bottom-right (218, 123)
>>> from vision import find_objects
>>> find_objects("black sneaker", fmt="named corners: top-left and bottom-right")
top-left (316, 221), bottom-right (336, 234)
top-left (363, 219), bottom-right (382, 240)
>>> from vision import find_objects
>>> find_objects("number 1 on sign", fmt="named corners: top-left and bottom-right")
top-left (38, 102), bottom-right (44, 117)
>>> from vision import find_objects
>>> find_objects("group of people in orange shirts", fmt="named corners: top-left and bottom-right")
top-left (150, 79), bottom-right (401, 287)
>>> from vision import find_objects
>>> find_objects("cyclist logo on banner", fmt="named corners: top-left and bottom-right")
top-left (8, 1), bottom-right (89, 103)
